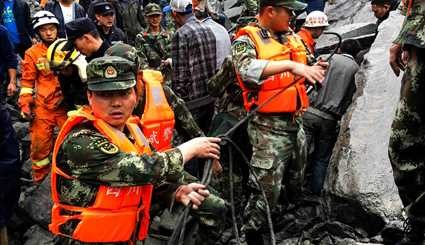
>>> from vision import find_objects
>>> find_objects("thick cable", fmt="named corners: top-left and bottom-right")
top-left (222, 136), bottom-right (276, 245)
top-left (228, 144), bottom-right (241, 244)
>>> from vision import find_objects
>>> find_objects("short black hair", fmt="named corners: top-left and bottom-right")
top-left (340, 39), bottom-right (361, 58)
top-left (88, 29), bottom-right (100, 39)
top-left (371, 0), bottom-right (391, 5)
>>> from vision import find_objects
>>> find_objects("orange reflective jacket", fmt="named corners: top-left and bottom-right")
top-left (140, 70), bottom-right (175, 151)
top-left (49, 106), bottom-right (154, 243)
top-left (236, 26), bottom-right (309, 113)
top-left (20, 42), bottom-right (63, 110)
top-left (297, 28), bottom-right (316, 55)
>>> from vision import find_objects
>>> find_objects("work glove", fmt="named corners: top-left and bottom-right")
top-left (18, 94), bottom-right (34, 121)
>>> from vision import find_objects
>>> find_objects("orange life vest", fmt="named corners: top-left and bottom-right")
top-left (236, 26), bottom-right (309, 113)
top-left (140, 70), bottom-right (175, 151)
top-left (49, 106), bottom-right (154, 243)
top-left (297, 28), bottom-right (316, 55)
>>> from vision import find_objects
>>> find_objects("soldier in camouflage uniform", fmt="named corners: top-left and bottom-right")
top-left (135, 3), bottom-right (173, 82)
top-left (231, 0), bottom-right (327, 243)
top-left (388, 0), bottom-right (425, 243)
top-left (51, 56), bottom-right (226, 244)
top-left (207, 17), bottom-right (257, 237)
top-left (207, 56), bottom-right (252, 244)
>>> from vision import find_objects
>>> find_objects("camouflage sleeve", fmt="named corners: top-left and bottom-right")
top-left (231, 35), bottom-right (269, 87)
top-left (207, 55), bottom-right (237, 97)
top-left (393, 1), bottom-right (425, 48)
top-left (61, 126), bottom-right (184, 187)
top-left (163, 85), bottom-right (205, 138)
top-left (135, 33), bottom-right (150, 70)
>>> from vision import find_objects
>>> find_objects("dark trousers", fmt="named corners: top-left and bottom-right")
top-left (0, 75), bottom-right (7, 105)
top-left (303, 110), bottom-right (339, 194)
top-left (0, 103), bottom-right (20, 226)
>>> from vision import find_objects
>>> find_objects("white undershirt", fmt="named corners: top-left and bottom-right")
top-left (60, 3), bottom-right (73, 24)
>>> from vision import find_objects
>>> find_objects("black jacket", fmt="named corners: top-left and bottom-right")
top-left (0, 0), bottom-right (34, 49)
top-left (97, 25), bottom-right (127, 46)
top-left (45, 0), bottom-right (86, 38)
top-left (86, 40), bottom-right (110, 62)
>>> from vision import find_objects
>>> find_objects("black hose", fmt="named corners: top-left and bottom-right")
top-left (222, 136), bottom-right (276, 245)
top-left (228, 144), bottom-right (241, 244)
top-left (306, 31), bottom-right (342, 94)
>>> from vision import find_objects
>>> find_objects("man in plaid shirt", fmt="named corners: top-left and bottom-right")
top-left (168, 0), bottom-right (217, 134)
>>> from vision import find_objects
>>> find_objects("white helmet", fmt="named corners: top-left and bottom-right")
top-left (303, 11), bottom-right (329, 28)
top-left (32, 11), bottom-right (59, 30)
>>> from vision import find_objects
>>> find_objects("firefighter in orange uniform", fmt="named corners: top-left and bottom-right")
top-left (49, 56), bottom-right (226, 244)
top-left (18, 10), bottom-right (68, 183)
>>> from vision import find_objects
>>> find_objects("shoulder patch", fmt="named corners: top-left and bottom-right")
top-left (233, 42), bottom-right (247, 55)
top-left (98, 141), bottom-right (119, 154)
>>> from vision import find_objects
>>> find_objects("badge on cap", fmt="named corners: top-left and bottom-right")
top-left (105, 5), bottom-right (111, 10)
top-left (105, 65), bottom-right (117, 78)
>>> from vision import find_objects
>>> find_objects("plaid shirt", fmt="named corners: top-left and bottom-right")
top-left (171, 15), bottom-right (217, 101)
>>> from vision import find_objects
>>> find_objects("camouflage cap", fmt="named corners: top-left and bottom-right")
top-left (145, 3), bottom-right (162, 16)
top-left (105, 43), bottom-right (137, 63)
top-left (86, 56), bottom-right (136, 91)
top-left (259, 0), bottom-right (307, 10)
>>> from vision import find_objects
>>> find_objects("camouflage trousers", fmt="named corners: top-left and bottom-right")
top-left (241, 114), bottom-right (307, 233)
top-left (389, 47), bottom-right (425, 225)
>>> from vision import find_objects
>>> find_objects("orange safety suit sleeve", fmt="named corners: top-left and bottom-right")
top-left (19, 50), bottom-right (37, 98)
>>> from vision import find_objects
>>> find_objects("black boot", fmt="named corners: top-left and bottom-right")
top-left (245, 230), bottom-right (264, 245)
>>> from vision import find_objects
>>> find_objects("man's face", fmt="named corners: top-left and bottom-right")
top-left (96, 12), bottom-right (115, 28)
top-left (171, 12), bottom-right (184, 27)
top-left (147, 14), bottom-right (162, 29)
top-left (74, 35), bottom-right (93, 56)
top-left (269, 6), bottom-right (293, 32)
top-left (38, 24), bottom-right (58, 44)
top-left (310, 27), bottom-right (325, 39)
top-left (87, 88), bottom-right (137, 130)
top-left (192, 0), bottom-right (200, 8)
top-left (371, 3), bottom-right (390, 19)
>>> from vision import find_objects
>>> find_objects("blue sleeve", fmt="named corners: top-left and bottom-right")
top-left (0, 27), bottom-right (18, 70)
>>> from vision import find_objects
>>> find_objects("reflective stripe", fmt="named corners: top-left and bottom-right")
top-left (20, 87), bottom-right (34, 95)
top-left (33, 157), bottom-right (50, 167)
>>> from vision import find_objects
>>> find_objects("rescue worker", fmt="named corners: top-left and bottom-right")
top-left (388, 0), bottom-right (425, 244)
top-left (303, 39), bottom-right (361, 195)
top-left (93, 1), bottom-right (127, 45)
top-left (231, 0), bottom-right (327, 243)
top-left (47, 38), bottom-right (88, 111)
top-left (135, 3), bottom-right (172, 82)
top-left (63, 17), bottom-right (111, 62)
top-left (206, 18), bottom-right (257, 241)
top-left (18, 10), bottom-right (68, 183)
top-left (49, 56), bottom-right (226, 244)
top-left (297, 10), bottom-right (329, 55)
